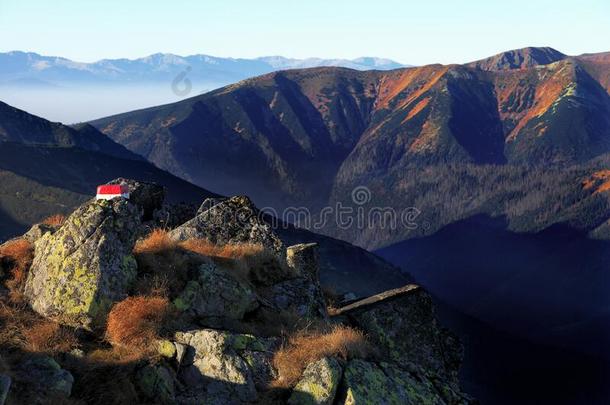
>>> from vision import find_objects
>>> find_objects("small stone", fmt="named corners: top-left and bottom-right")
top-left (157, 340), bottom-right (176, 358)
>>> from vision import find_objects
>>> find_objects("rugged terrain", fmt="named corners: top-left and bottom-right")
top-left (90, 47), bottom-right (610, 249)
top-left (0, 102), bottom-right (408, 297)
top-left (0, 180), bottom-right (471, 404)
top-left (87, 46), bottom-right (610, 403)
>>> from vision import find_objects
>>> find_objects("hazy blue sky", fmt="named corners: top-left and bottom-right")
top-left (1, 0), bottom-right (608, 65)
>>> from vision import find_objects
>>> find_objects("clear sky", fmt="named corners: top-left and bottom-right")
top-left (0, 0), bottom-right (608, 65)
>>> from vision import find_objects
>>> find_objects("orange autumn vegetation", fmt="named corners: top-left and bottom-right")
top-left (0, 301), bottom-right (78, 354)
top-left (41, 214), bottom-right (66, 227)
top-left (134, 228), bottom-right (265, 259)
top-left (23, 320), bottom-right (79, 353)
top-left (272, 325), bottom-right (370, 388)
top-left (105, 295), bottom-right (169, 350)
top-left (0, 238), bottom-right (34, 302)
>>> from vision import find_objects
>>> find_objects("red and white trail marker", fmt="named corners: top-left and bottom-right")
top-left (96, 184), bottom-right (130, 200)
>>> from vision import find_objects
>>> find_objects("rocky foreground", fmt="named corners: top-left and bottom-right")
top-left (0, 179), bottom-right (474, 404)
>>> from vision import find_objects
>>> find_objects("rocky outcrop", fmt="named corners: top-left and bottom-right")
top-left (2, 182), bottom-right (473, 404)
top-left (173, 329), bottom-right (278, 403)
top-left (169, 196), bottom-right (284, 254)
top-left (24, 198), bottom-right (140, 329)
top-left (108, 177), bottom-right (165, 220)
top-left (341, 359), bottom-right (471, 405)
top-left (334, 284), bottom-right (463, 384)
top-left (173, 262), bottom-right (259, 328)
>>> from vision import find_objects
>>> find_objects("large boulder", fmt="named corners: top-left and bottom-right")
top-left (340, 359), bottom-right (472, 405)
top-left (24, 199), bottom-right (140, 329)
top-left (335, 285), bottom-right (463, 385)
top-left (108, 178), bottom-right (165, 220)
top-left (259, 243), bottom-right (328, 319)
top-left (169, 196), bottom-right (284, 254)
top-left (174, 329), bottom-right (278, 403)
top-left (12, 356), bottom-right (74, 404)
top-left (288, 357), bottom-right (342, 405)
top-left (173, 262), bottom-right (259, 328)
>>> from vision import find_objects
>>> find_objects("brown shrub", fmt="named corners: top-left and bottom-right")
top-left (106, 296), bottom-right (169, 350)
top-left (41, 214), bottom-right (66, 227)
top-left (179, 238), bottom-right (264, 260)
top-left (272, 325), bottom-right (370, 388)
top-left (23, 320), bottom-right (79, 353)
top-left (133, 228), bottom-right (178, 255)
top-left (0, 239), bottom-right (34, 303)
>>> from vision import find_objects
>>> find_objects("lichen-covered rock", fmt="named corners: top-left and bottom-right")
top-left (173, 262), bottom-right (258, 327)
top-left (288, 357), bottom-right (342, 405)
top-left (23, 223), bottom-right (56, 244)
top-left (135, 364), bottom-right (176, 404)
top-left (263, 277), bottom-right (328, 319)
top-left (337, 285), bottom-right (462, 384)
top-left (259, 243), bottom-right (328, 320)
top-left (15, 356), bottom-right (74, 402)
top-left (169, 196), bottom-right (284, 255)
top-left (341, 359), bottom-right (465, 405)
top-left (174, 329), bottom-right (278, 403)
top-left (24, 199), bottom-right (140, 329)
top-left (286, 243), bottom-right (319, 280)
top-left (108, 178), bottom-right (165, 220)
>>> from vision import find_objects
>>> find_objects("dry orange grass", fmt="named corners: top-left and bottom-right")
top-left (134, 229), bottom-right (286, 288)
top-left (133, 229), bottom-right (177, 255)
top-left (41, 214), bottom-right (66, 227)
top-left (106, 295), bottom-right (169, 350)
top-left (272, 325), bottom-right (370, 388)
top-left (179, 238), bottom-right (264, 260)
top-left (0, 239), bottom-right (34, 302)
top-left (23, 319), bottom-right (79, 353)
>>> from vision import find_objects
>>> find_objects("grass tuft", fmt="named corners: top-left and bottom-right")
top-left (271, 325), bottom-right (370, 388)
top-left (105, 295), bottom-right (169, 351)
top-left (41, 214), bottom-right (66, 227)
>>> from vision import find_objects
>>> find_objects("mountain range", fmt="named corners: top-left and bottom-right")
top-left (0, 51), bottom-right (406, 87)
top-left (87, 48), bottom-right (610, 400)
top-left (3, 45), bottom-right (610, 403)
top-left (0, 51), bottom-right (408, 122)
top-left (90, 46), bottom-right (610, 247)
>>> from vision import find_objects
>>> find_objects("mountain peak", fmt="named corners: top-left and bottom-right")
top-left (468, 47), bottom-right (567, 71)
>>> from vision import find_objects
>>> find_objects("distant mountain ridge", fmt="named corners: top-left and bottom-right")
top-left (90, 47), bottom-right (610, 241)
top-left (0, 51), bottom-right (407, 86)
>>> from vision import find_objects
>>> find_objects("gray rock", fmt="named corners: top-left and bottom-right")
top-left (17, 356), bottom-right (74, 400)
top-left (22, 223), bottom-right (56, 244)
top-left (173, 262), bottom-right (258, 327)
top-left (288, 357), bottom-right (342, 405)
top-left (135, 364), bottom-right (176, 404)
top-left (108, 178), bottom-right (165, 220)
top-left (24, 198), bottom-right (140, 329)
top-left (169, 195), bottom-right (284, 255)
top-left (286, 243), bottom-right (319, 280)
top-left (336, 285), bottom-right (463, 385)
top-left (173, 329), bottom-right (277, 403)
top-left (258, 243), bottom-right (328, 320)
